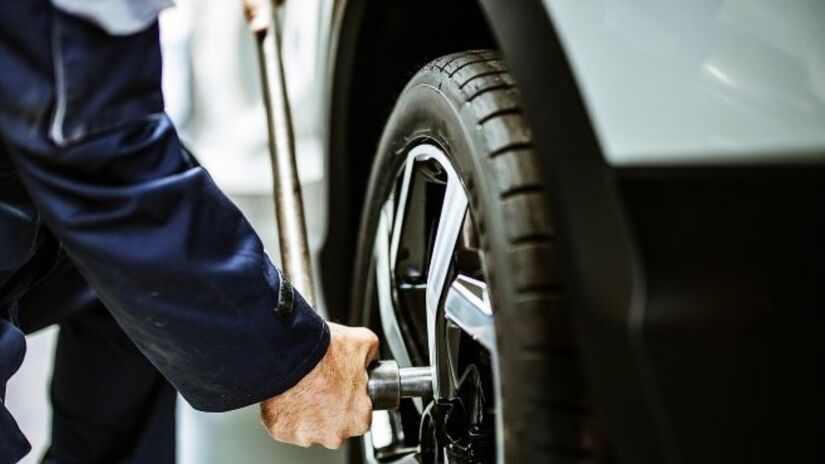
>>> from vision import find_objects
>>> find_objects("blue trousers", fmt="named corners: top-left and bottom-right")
top-left (14, 257), bottom-right (177, 463)
top-left (0, 1), bottom-right (329, 462)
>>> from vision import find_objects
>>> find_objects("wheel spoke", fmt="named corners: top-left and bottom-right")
top-left (385, 455), bottom-right (420, 464)
top-left (374, 199), bottom-right (413, 367)
top-left (389, 153), bottom-right (419, 270)
top-left (444, 275), bottom-right (495, 351)
top-left (423, 163), bottom-right (468, 398)
top-left (424, 177), bottom-right (468, 318)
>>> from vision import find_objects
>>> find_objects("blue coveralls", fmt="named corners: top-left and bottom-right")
top-left (0, 1), bottom-right (330, 462)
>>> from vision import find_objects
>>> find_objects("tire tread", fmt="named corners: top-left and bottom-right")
top-left (422, 50), bottom-right (594, 462)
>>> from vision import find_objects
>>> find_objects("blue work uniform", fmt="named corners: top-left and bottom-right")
top-left (0, 1), bottom-right (330, 462)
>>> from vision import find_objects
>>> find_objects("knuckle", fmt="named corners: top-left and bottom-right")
top-left (348, 405), bottom-right (372, 437)
top-left (356, 415), bottom-right (372, 435)
top-left (359, 396), bottom-right (373, 418)
top-left (259, 407), bottom-right (274, 429)
top-left (355, 327), bottom-right (375, 342)
top-left (323, 437), bottom-right (343, 450)
top-left (272, 428), bottom-right (291, 443)
top-left (366, 329), bottom-right (379, 343)
top-left (261, 417), bottom-right (278, 435)
top-left (293, 435), bottom-right (311, 448)
top-left (349, 421), bottom-right (368, 437)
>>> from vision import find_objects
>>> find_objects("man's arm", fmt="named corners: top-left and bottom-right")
top-left (7, 109), bottom-right (329, 401)
top-left (6, 112), bottom-right (375, 448)
top-left (1, 2), bottom-right (376, 448)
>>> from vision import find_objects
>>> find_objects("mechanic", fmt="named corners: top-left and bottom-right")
top-left (0, 0), bottom-right (377, 462)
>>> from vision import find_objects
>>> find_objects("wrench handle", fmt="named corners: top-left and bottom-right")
top-left (255, 11), bottom-right (317, 308)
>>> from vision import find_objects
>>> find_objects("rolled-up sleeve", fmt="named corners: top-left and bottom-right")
top-left (3, 114), bottom-right (330, 412)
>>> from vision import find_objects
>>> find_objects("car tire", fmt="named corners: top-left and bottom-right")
top-left (350, 50), bottom-right (596, 463)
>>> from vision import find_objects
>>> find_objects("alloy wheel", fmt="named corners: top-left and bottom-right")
top-left (361, 143), bottom-right (502, 464)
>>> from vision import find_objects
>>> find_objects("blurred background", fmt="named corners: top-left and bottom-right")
top-left (6, 0), bottom-right (342, 462)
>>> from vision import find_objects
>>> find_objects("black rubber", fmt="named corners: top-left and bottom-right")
top-left (350, 51), bottom-right (596, 463)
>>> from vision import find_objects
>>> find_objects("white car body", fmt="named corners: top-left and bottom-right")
top-left (282, 0), bottom-right (825, 173)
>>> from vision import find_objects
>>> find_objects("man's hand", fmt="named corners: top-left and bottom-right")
top-left (260, 323), bottom-right (379, 449)
top-left (243, 0), bottom-right (278, 34)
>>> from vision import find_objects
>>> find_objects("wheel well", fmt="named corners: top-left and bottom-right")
top-left (321, 0), bottom-right (496, 320)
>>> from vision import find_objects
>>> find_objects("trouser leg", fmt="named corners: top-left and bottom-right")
top-left (18, 259), bottom-right (176, 464)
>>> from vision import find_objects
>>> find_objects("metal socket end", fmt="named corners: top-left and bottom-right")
top-left (368, 361), bottom-right (433, 410)
top-left (368, 361), bottom-right (401, 410)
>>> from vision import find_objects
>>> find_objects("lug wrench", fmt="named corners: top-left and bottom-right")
top-left (254, 5), bottom-right (432, 411)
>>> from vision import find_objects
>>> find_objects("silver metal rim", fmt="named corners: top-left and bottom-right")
top-left (363, 143), bottom-right (504, 464)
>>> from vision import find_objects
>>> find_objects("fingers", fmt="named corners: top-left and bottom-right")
top-left (361, 328), bottom-right (380, 366)
top-left (265, 418), bottom-right (334, 449)
top-left (262, 389), bottom-right (372, 449)
top-left (328, 323), bottom-right (379, 366)
top-left (260, 324), bottom-right (378, 450)
top-left (350, 394), bottom-right (374, 436)
top-left (242, 0), bottom-right (271, 33)
top-left (319, 436), bottom-right (344, 450)
top-left (268, 423), bottom-right (350, 450)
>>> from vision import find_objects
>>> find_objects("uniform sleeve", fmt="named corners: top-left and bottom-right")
top-left (4, 114), bottom-right (330, 412)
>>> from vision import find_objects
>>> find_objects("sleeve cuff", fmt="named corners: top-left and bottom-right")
top-left (190, 316), bottom-right (331, 413)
